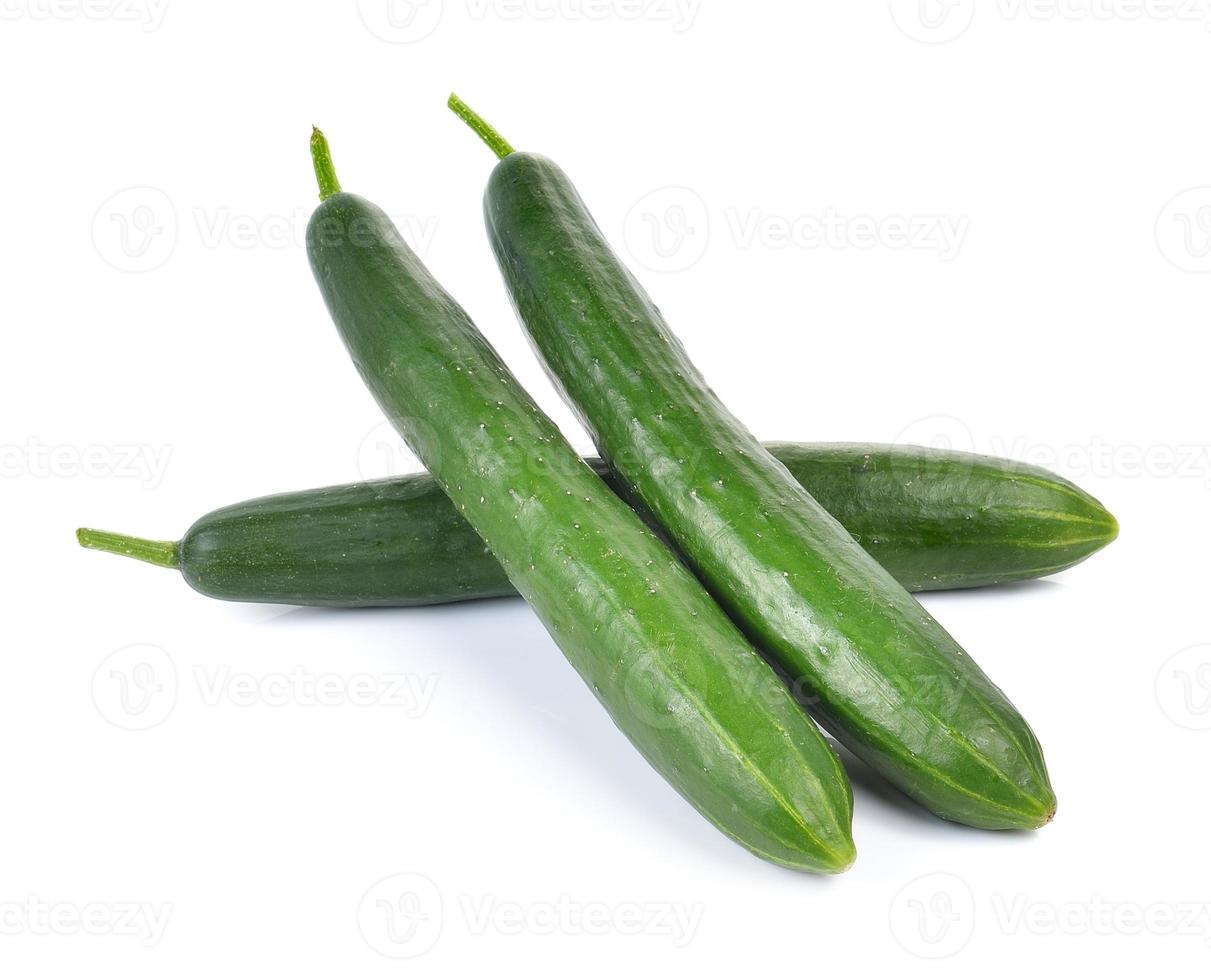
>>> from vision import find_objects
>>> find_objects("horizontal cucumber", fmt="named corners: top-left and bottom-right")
top-left (460, 96), bottom-right (1058, 830)
top-left (300, 129), bottom-right (855, 871)
top-left (76, 443), bottom-right (1118, 606)
top-left (784, 442), bottom-right (1117, 591)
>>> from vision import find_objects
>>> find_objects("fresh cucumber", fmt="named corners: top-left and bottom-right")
top-left (76, 444), bottom-right (1117, 605)
top-left (456, 96), bottom-right (1058, 830)
top-left (301, 128), bottom-right (855, 871)
top-left (784, 443), bottom-right (1116, 591)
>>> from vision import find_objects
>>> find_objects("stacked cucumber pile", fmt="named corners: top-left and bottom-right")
top-left (79, 98), bottom-right (1118, 872)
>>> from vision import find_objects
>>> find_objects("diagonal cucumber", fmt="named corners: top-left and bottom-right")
top-left (456, 96), bottom-right (1057, 830)
top-left (303, 128), bottom-right (855, 871)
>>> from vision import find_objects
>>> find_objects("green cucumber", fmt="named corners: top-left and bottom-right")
top-left (456, 96), bottom-right (1058, 831)
top-left (76, 444), bottom-right (1117, 606)
top-left (766, 442), bottom-right (1117, 592)
top-left (302, 128), bottom-right (855, 872)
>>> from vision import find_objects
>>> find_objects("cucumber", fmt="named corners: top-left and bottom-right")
top-left (456, 96), bottom-right (1058, 830)
top-left (76, 444), bottom-right (1117, 606)
top-left (301, 128), bottom-right (855, 872)
top-left (768, 442), bottom-right (1117, 592)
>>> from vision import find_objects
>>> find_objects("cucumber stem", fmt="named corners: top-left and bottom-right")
top-left (447, 93), bottom-right (515, 160)
top-left (310, 126), bottom-right (342, 201)
top-left (76, 528), bottom-right (180, 569)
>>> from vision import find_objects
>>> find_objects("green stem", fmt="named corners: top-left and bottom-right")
top-left (310, 126), bottom-right (342, 200)
top-left (447, 93), bottom-right (515, 160)
top-left (76, 528), bottom-right (180, 569)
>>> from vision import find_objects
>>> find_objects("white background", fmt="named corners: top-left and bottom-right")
top-left (2, 1), bottom-right (1208, 975)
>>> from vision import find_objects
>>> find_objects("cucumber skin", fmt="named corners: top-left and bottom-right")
top-left (484, 153), bottom-right (1057, 831)
top-left (178, 444), bottom-right (1117, 606)
top-left (306, 192), bottom-right (855, 872)
top-left (181, 472), bottom-right (515, 607)
top-left (778, 442), bottom-right (1117, 592)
